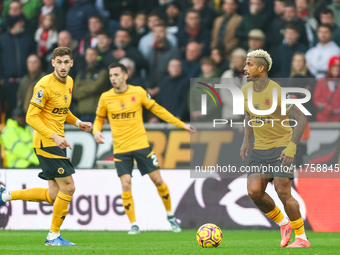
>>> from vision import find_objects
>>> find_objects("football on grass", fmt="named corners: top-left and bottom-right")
top-left (196, 223), bottom-right (223, 248)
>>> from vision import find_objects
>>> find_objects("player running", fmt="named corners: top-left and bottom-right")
top-left (0, 47), bottom-right (92, 246)
top-left (240, 50), bottom-right (310, 248)
top-left (93, 62), bottom-right (196, 234)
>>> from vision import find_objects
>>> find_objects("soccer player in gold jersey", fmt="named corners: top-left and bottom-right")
top-left (240, 50), bottom-right (310, 248)
top-left (0, 47), bottom-right (92, 245)
top-left (93, 62), bottom-right (196, 234)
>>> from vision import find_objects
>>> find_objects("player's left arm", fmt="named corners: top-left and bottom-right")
top-left (150, 103), bottom-right (196, 133)
top-left (280, 106), bottom-right (306, 166)
top-left (66, 110), bottom-right (92, 132)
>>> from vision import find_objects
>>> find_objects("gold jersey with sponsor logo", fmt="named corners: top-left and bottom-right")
top-left (241, 79), bottom-right (294, 150)
top-left (26, 73), bottom-right (78, 148)
top-left (93, 85), bottom-right (184, 154)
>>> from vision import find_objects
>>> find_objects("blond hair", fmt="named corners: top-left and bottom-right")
top-left (290, 52), bottom-right (308, 76)
top-left (247, 49), bottom-right (272, 72)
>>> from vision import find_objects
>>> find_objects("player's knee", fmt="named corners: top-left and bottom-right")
top-left (61, 184), bottom-right (75, 196)
top-left (122, 182), bottom-right (131, 191)
top-left (247, 188), bottom-right (263, 202)
top-left (153, 178), bottom-right (163, 187)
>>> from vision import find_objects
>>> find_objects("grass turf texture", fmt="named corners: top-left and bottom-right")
top-left (0, 230), bottom-right (339, 255)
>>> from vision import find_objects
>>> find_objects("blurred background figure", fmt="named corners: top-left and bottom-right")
top-left (78, 15), bottom-right (104, 55)
top-left (34, 0), bottom-right (66, 32)
top-left (0, 15), bottom-right (35, 119)
top-left (34, 13), bottom-right (58, 58)
top-left (0, 107), bottom-right (39, 168)
top-left (211, 0), bottom-right (242, 59)
top-left (289, 52), bottom-right (316, 121)
top-left (306, 24), bottom-right (340, 79)
top-left (73, 47), bottom-right (110, 122)
top-left (220, 47), bottom-right (247, 120)
top-left (149, 59), bottom-right (189, 123)
top-left (119, 58), bottom-right (145, 88)
top-left (247, 28), bottom-right (266, 52)
top-left (313, 56), bottom-right (340, 122)
top-left (210, 47), bottom-right (229, 74)
top-left (181, 41), bottom-right (202, 79)
top-left (16, 54), bottom-right (46, 114)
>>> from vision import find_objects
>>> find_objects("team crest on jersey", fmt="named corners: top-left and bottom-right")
top-left (120, 101), bottom-right (126, 109)
top-left (264, 98), bottom-right (270, 106)
top-left (64, 95), bottom-right (68, 103)
top-left (58, 168), bottom-right (65, 174)
top-left (131, 96), bottom-right (136, 102)
top-left (36, 89), bottom-right (43, 99)
top-left (254, 104), bottom-right (260, 110)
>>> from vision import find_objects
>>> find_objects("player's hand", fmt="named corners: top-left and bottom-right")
top-left (240, 141), bottom-right (250, 162)
top-left (183, 124), bottom-right (196, 133)
top-left (280, 154), bottom-right (294, 167)
top-left (51, 133), bottom-right (72, 150)
top-left (79, 122), bottom-right (92, 132)
top-left (94, 131), bottom-right (105, 144)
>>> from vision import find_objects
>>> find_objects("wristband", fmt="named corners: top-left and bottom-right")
top-left (76, 119), bottom-right (82, 127)
top-left (281, 141), bottom-right (297, 158)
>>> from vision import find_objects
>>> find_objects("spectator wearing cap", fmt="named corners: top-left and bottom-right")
top-left (313, 56), bottom-right (340, 122)
top-left (319, 8), bottom-right (340, 47)
top-left (306, 24), bottom-right (340, 78)
top-left (17, 54), bottom-right (46, 114)
top-left (177, 9), bottom-right (211, 57)
top-left (235, 0), bottom-right (272, 49)
top-left (210, 0), bottom-right (242, 59)
top-left (0, 15), bottom-right (35, 119)
top-left (272, 23), bottom-right (308, 78)
top-left (247, 29), bottom-right (266, 52)
top-left (0, 107), bottom-right (39, 168)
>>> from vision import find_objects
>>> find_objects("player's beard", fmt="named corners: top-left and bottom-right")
top-left (57, 68), bottom-right (69, 79)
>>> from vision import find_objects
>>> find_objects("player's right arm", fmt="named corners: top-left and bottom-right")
top-left (27, 86), bottom-right (72, 150)
top-left (240, 110), bottom-right (253, 162)
top-left (93, 94), bottom-right (107, 144)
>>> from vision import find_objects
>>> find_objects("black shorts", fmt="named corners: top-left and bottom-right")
top-left (247, 147), bottom-right (294, 180)
top-left (114, 147), bottom-right (160, 177)
top-left (34, 145), bottom-right (75, 180)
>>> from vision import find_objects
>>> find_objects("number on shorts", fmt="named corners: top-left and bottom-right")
top-left (151, 154), bottom-right (159, 166)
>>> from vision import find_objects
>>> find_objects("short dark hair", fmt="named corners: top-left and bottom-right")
top-left (318, 23), bottom-right (333, 32)
top-left (108, 62), bottom-right (128, 74)
top-left (88, 15), bottom-right (103, 24)
top-left (186, 8), bottom-right (200, 16)
top-left (96, 30), bottom-right (111, 38)
top-left (285, 22), bottom-right (299, 32)
top-left (53, 47), bottom-right (72, 59)
top-left (120, 10), bottom-right (134, 18)
top-left (147, 11), bottom-right (161, 20)
top-left (320, 8), bottom-right (334, 17)
top-left (285, 1), bottom-right (296, 8)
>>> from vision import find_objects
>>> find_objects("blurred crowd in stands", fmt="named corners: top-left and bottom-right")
top-left (1, 0), bottom-right (340, 125)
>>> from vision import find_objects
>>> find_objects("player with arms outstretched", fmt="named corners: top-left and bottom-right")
top-left (0, 47), bottom-right (92, 245)
top-left (93, 62), bottom-right (196, 234)
top-left (240, 50), bottom-right (310, 248)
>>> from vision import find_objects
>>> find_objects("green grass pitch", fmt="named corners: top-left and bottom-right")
top-left (0, 230), bottom-right (339, 255)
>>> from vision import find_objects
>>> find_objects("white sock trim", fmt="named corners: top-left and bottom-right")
top-left (296, 232), bottom-right (308, 241)
top-left (131, 221), bottom-right (138, 227)
top-left (2, 190), bottom-right (12, 202)
top-left (47, 230), bottom-right (60, 240)
top-left (278, 217), bottom-right (289, 226)
top-left (166, 211), bottom-right (174, 217)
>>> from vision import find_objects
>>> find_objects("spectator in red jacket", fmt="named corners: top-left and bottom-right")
top-left (313, 56), bottom-right (340, 122)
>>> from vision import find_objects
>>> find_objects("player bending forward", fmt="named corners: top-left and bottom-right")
top-left (93, 63), bottom-right (196, 234)
top-left (240, 50), bottom-right (310, 248)
top-left (0, 47), bottom-right (92, 245)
